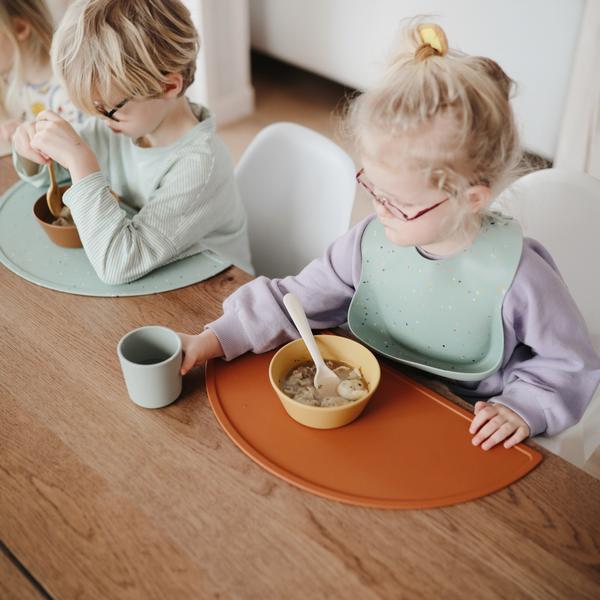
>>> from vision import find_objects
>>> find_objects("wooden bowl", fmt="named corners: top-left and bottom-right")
top-left (33, 185), bottom-right (82, 248)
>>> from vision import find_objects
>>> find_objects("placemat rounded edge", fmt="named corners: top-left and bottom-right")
top-left (205, 359), bottom-right (542, 510)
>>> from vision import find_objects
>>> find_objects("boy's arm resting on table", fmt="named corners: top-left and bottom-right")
top-left (61, 154), bottom-right (224, 285)
top-left (207, 218), bottom-right (371, 361)
top-left (491, 241), bottom-right (600, 437)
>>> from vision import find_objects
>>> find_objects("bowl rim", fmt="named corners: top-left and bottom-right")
top-left (32, 195), bottom-right (78, 231)
top-left (268, 334), bottom-right (381, 412)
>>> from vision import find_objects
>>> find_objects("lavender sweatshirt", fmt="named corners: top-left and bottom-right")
top-left (208, 215), bottom-right (600, 437)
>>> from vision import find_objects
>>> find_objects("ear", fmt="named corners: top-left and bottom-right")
top-left (12, 17), bottom-right (32, 42)
top-left (162, 73), bottom-right (184, 99)
top-left (465, 184), bottom-right (491, 213)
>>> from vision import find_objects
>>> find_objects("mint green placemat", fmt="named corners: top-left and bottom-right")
top-left (0, 181), bottom-right (231, 297)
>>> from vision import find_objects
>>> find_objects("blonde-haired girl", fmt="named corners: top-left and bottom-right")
top-left (178, 22), bottom-right (600, 450)
top-left (0, 0), bottom-right (81, 144)
top-left (12, 0), bottom-right (252, 283)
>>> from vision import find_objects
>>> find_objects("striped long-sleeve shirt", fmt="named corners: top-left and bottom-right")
top-left (14, 103), bottom-right (253, 284)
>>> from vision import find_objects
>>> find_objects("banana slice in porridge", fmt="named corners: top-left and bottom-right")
top-left (281, 360), bottom-right (368, 407)
top-left (336, 378), bottom-right (367, 401)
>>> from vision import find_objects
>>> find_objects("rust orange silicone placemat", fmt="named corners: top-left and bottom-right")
top-left (206, 350), bottom-right (542, 509)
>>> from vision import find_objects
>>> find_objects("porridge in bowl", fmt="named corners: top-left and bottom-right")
top-left (281, 360), bottom-right (368, 407)
top-left (269, 335), bottom-right (381, 429)
top-left (52, 205), bottom-right (74, 226)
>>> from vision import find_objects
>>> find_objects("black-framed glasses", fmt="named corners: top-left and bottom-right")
top-left (93, 97), bottom-right (130, 122)
top-left (356, 168), bottom-right (449, 222)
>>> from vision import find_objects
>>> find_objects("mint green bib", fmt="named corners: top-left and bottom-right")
top-left (348, 214), bottom-right (523, 381)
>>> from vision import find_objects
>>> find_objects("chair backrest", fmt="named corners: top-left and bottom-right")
top-left (235, 122), bottom-right (356, 278)
top-left (494, 168), bottom-right (600, 344)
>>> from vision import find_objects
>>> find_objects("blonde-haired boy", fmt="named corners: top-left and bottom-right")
top-left (13, 0), bottom-right (252, 284)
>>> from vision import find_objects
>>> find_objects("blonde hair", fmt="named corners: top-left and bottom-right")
top-left (51, 0), bottom-right (200, 114)
top-left (0, 0), bottom-right (53, 118)
top-left (345, 21), bottom-right (522, 218)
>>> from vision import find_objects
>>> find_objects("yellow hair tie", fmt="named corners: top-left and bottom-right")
top-left (416, 23), bottom-right (448, 57)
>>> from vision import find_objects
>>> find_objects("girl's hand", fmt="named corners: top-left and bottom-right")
top-left (469, 401), bottom-right (530, 450)
top-left (32, 110), bottom-right (99, 181)
top-left (13, 121), bottom-right (51, 166)
top-left (0, 117), bottom-right (21, 143)
top-left (179, 329), bottom-right (224, 375)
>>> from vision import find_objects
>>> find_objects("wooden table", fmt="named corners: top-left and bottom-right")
top-left (1, 156), bottom-right (599, 600)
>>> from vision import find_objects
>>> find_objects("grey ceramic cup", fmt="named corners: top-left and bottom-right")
top-left (117, 326), bottom-right (182, 409)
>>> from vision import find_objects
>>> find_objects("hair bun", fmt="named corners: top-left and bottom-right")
top-left (415, 23), bottom-right (448, 61)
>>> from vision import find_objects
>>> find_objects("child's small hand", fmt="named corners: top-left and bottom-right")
top-left (179, 329), bottom-right (224, 375)
top-left (13, 121), bottom-right (51, 166)
top-left (0, 117), bottom-right (21, 144)
top-left (469, 401), bottom-right (529, 450)
top-left (32, 110), bottom-right (99, 180)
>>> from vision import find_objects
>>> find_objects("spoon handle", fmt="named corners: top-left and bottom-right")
top-left (48, 160), bottom-right (57, 191)
top-left (283, 293), bottom-right (325, 368)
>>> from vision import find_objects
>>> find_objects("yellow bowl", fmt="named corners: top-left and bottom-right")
top-left (269, 334), bottom-right (381, 429)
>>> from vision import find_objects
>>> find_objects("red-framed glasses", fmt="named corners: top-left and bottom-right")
top-left (356, 168), bottom-right (449, 222)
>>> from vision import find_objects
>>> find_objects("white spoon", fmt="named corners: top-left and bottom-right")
top-left (283, 293), bottom-right (341, 398)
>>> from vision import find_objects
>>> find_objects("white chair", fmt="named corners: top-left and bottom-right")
top-left (235, 122), bottom-right (356, 278)
top-left (494, 168), bottom-right (600, 474)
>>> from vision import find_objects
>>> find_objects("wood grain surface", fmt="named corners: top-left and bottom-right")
top-left (0, 544), bottom-right (49, 600)
top-left (1, 157), bottom-right (599, 599)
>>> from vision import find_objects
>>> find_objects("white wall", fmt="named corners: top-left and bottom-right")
top-left (555, 0), bottom-right (600, 177)
top-left (183, 0), bottom-right (255, 125)
top-left (250, 0), bottom-right (585, 159)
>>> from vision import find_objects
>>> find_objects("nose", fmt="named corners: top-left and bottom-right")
top-left (373, 200), bottom-right (393, 220)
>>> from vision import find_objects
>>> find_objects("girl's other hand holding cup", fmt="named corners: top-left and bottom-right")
top-left (179, 329), bottom-right (224, 375)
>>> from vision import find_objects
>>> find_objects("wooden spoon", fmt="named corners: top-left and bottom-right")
top-left (46, 161), bottom-right (63, 218)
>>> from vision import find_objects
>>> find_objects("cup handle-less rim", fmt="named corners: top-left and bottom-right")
top-left (117, 325), bottom-right (182, 368)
